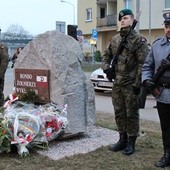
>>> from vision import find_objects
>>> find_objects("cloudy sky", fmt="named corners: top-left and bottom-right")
top-left (0, 0), bottom-right (77, 35)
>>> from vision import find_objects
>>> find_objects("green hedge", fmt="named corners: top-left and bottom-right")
top-left (94, 50), bottom-right (102, 62)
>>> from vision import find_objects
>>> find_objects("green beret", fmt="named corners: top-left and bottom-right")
top-left (118, 9), bottom-right (133, 21)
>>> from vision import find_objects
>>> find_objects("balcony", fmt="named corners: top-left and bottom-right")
top-left (97, 0), bottom-right (117, 4)
top-left (96, 14), bottom-right (117, 31)
top-left (97, 0), bottom-right (108, 4)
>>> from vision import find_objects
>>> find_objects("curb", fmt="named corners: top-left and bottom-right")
top-left (147, 95), bottom-right (155, 100)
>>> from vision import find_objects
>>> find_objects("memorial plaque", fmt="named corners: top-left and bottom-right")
top-left (15, 69), bottom-right (50, 103)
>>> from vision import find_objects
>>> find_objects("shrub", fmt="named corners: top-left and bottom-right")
top-left (94, 50), bottom-right (102, 62)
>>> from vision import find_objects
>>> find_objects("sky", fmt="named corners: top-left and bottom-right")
top-left (0, 0), bottom-right (77, 36)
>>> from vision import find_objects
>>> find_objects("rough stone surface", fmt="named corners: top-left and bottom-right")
top-left (15, 31), bottom-right (96, 134)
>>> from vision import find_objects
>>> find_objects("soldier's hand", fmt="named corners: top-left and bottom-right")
top-left (143, 79), bottom-right (155, 91)
top-left (103, 68), bottom-right (114, 82)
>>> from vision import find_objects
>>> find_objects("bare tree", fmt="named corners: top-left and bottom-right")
top-left (2, 24), bottom-right (34, 39)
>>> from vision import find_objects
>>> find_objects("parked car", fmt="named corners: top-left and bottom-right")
top-left (90, 68), bottom-right (113, 92)
top-left (90, 68), bottom-right (148, 108)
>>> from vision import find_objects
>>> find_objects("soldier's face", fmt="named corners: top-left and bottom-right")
top-left (165, 24), bottom-right (170, 38)
top-left (120, 15), bottom-right (134, 28)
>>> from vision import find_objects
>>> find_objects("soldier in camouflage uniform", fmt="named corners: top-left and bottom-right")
top-left (0, 42), bottom-right (9, 106)
top-left (102, 9), bottom-right (148, 155)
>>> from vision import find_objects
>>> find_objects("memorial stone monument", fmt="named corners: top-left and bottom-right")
top-left (14, 30), bottom-right (96, 134)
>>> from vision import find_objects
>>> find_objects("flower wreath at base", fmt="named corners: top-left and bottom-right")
top-left (0, 93), bottom-right (68, 157)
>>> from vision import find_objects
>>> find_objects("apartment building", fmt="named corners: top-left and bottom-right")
top-left (77, 0), bottom-right (170, 55)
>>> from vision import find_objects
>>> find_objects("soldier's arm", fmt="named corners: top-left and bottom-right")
top-left (0, 46), bottom-right (9, 79)
top-left (102, 43), bottom-right (113, 70)
top-left (102, 35), bottom-right (120, 70)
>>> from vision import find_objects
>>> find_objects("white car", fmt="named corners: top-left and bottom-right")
top-left (90, 68), bottom-right (113, 92)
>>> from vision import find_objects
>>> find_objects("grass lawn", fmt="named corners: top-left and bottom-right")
top-left (81, 62), bottom-right (102, 72)
top-left (0, 111), bottom-right (166, 170)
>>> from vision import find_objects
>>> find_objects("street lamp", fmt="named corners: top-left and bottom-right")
top-left (60, 0), bottom-right (75, 25)
top-left (136, 0), bottom-right (140, 33)
top-left (149, 0), bottom-right (152, 44)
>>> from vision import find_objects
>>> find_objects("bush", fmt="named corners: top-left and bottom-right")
top-left (94, 50), bottom-right (102, 62)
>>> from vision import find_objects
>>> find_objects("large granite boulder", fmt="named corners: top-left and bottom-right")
top-left (14, 31), bottom-right (96, 134)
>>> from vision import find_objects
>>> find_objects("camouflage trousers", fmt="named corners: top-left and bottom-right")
top-left (0, 78), bottom-right (5, 106)
top-left (112, 84), bottom-right (139, 136)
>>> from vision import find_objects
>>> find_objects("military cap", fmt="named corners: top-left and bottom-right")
top-left (118, 9), bottom-right (134, 21)
top-left (163, 11), bottom-right (170, 24)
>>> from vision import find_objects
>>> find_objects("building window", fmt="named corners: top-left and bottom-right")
top-left (86, 8), bottom-right (92, 21)
top-left (165, 0), bottom-right (170, 8)
top-left (124, 0), bottom-right (132, 10)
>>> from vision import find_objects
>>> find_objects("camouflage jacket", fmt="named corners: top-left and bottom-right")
top-left (0, 43), bottom-right (9, 79)
top-left (102, 28), bottom-right (148, 88)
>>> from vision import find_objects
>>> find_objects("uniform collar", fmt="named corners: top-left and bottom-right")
top-left (160, 36), bottom-right (170, 45)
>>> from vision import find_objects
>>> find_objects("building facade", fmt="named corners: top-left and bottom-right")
top-left (77, 0), bottom-right (170, 55)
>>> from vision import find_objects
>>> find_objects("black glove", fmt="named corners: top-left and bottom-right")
top-left (144, 80), bottom-right (161, 98)
top-left (0, 78), bottom-right (2, 84)
top-left (103, 68), bottom-right (114, 82)
top-left (133, 86), bottom-right (140, 96)
top-left (143, 79), bottom-right (156, 92)
top-left (161, 59), bottom-right (170, 68)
